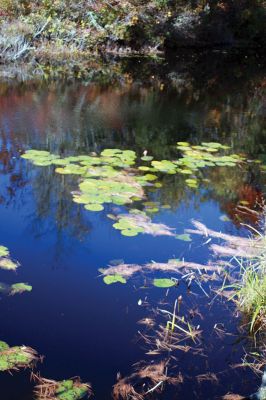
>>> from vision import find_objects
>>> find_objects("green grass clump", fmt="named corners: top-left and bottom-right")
top-left (233, 260), bottom-right (266, 332)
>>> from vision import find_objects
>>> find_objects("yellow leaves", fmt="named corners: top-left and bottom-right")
top-left (131, 15), bottom-right (138, 25)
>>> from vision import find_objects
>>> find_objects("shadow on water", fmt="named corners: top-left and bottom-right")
top-left (0, 50), bottom-right (265, 399)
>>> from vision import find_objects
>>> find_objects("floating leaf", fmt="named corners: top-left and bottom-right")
top-left (10, 283), bottom-right (32, 295)
top-left (103, 275), bottom-right (126, 285)
top-left (177, 141), bottom-right (190, 147)
top-left (34, 376), bottom-right (92, 400)
top-left (84, 204), bottom-right (104, 212)
top-left (176, 234), bottom-right (192, 242)
top-left (153, 278), bottom-right (176, 288)
top-left (114, 213), bottom-right (175, 238)
top-left (141, 156), bottom-right (154, 161)
top-left (0, 258), bottom-right (18, 271)
top-left (0, 246), bottom-right (9, 257)
top-left (121, 229), bottom-right (140, 237)
top-left (0, 341), bottom-right (38, 371)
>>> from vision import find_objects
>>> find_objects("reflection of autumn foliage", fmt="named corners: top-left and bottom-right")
top-left (223, 184), bottom-right (264, 226)
top-left (0, 64), bottom-right (265, 232)
top-left (204, 167), bottom-right (264, 226)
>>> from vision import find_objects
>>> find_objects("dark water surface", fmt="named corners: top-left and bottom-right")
top-left (0, 53), bottom-right (266, 400)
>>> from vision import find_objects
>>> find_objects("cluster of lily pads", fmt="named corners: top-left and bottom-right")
top-left (73, 173), bottom-right (144, 211)
top-left (103, 273), bottom-right (176, 288)
top-left (21, 143), bottom-right (245, 215)
top-left (0, 340), bottom-right (38, 372)
top-left (0, 245), bottom-right (32, 296)
top-left (35, 376), bottom-right (92, 400)
top-left (0, 245), bottom-right (19, 271)
top-left (21, 148), bottom-right (159, 212)
top-left (138, 141), bottom-right (244, 189)
top-left (111, 209), bottom-right (177, 237)
top-left (0, 241), bottom-right (88, 399)
top-left (0, 282), bottom-right (32, 296)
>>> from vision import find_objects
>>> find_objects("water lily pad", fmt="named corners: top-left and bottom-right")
top-left (121, 229), bottom-right (140, 237)
top-left (0, 246), bottom-right (9, 257)
top-left (0, 341), bottom-right (38, 371)
top-left (177, 141), bottom-right (190, 147)
top-left (153, 278), bottom-right (176, 288)
top-left (138, 166), bottom-right (151, 171)
top-left (0, 258), bottom-right (18, 271)
top-left (10, 283), bottom-right (32, 295)
top-left (141, 156), bottom-right (154, 161)
top-left (142, 174), bottom-right (158, 181)
top-left (34, 376), bottom-right (91, 400)
top-left (84, 204), bottom-right (104, 212)
top-left (103, 275), bottom-right (126, 285)
top-left (176, 234), bottom-right (192, 242)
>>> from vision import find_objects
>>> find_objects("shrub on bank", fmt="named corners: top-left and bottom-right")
top-left (0, 0), bottom-right (265, 64)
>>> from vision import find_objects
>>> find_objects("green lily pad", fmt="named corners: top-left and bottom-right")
top-left (0, 246), bottom-right (9, 257)
top-left (177, 141), bottom-right (190, 147)
top-left (153, 278), bottom-right (176, 288)
top-left (176, 234), bottom-right (192, 242)
top-left (0, 341), bottom-right (38, 371)
top-left (138, 166), bottom-right (151, 171)
top-left (10, 283), bottom-right (32, 295)
top-left (84, 204), bottom-right (104, 212)
top-left (34, 376), bottom-right (91, 400)
top-left (103, 275), bottom-right (126, 285)
top-left (121, 229), bottom-right (140, 237)
top-left (141, 156), bottom-right (154, 161)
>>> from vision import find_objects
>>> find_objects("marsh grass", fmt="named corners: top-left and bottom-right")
top-left (230, 254), bottom-right (266, 334)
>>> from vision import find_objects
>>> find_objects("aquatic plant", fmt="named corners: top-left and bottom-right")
top-left (0, 244), bottom-right (19, 271)
top-left (148, 142), bottom-right (245, 188)
top-left (0, 340), bottom-right (38, 371)
top-left (0, 245), bottom-right (9, 257)
top-left (112, 210), bottom-right (175, 237)
top-left (10, 282), bottom-right (32, 295)
top-left (153, 278), bottom-right (176, 288)
top-left (230, 257), bottom-right (266, 333)
top-left (21, 144), bottom-right (246, 220)
top-left (0, 281), bottom-right (32, 295)
top-left (0, 245), bottom-right (32, 297)
top-left (34, 375), bottom-right (92, 400)
top-left (186, 220), bottom-right (259, 258)
top-left (21, 149), bottom-right (149, 212)
top-left (176, 233), bottom-right (192, 241)
top-left (103, 274), bottom-right (126, 285)
top-left (189, 218), bottom-right (266, 333)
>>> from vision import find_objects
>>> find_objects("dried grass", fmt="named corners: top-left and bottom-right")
top-left (222, 394), bottom-right (246, 400)
top-left (113, 360), bottom-right (181, 400)
top-left (186, 220), bottom-right (262, 259)
top-left (101, 263), bottom-right (142, 277)
top-left (196, 372), bottom-right (219, 384)
top-left (101, 259), bottom-right (222, 279)
top-left (118, 213), bottom-right (176, 237)
top-left (32, 374), bottom-right (92, 400)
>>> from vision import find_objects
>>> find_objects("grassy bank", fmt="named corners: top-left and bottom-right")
top-left (0, 0), bottom-right (266, 67)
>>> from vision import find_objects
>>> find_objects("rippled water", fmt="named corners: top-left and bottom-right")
top-left (0, 54), bottom-right (265, 399)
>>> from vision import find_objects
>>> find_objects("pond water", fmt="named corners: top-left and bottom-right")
top-left (0, 52), bottom-right (266, 400)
